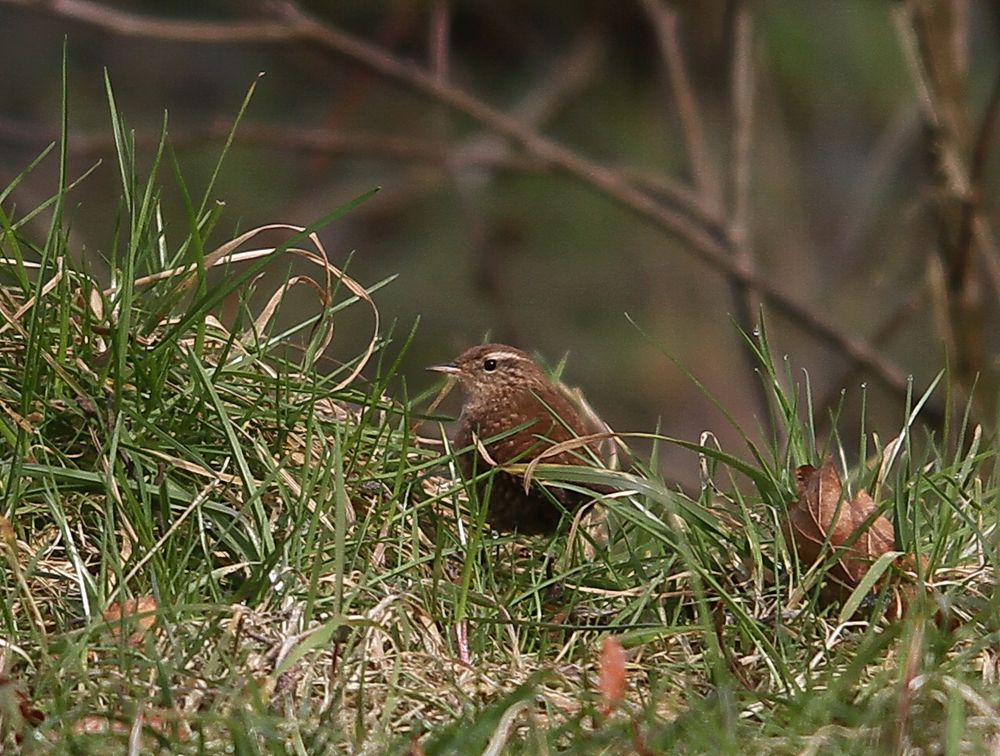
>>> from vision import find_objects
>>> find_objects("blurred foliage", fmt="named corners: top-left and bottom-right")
top-left (1, 0), bottom-right (998, 484)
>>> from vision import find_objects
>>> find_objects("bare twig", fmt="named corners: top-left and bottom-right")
top-left (728, 3), bottom-right (754, 271)
top-left (2, 112), bottom-right (724, 236)
top-left (429, 0), bottom-right (450, 82)
top-left (1, 115), bottom-right (725, 235)
top-left (640, 0), bottom-right (722, 211)
top-left (895, 0), bottom-right (995, 422)
top-left (725, 1), bottom-right (769, 423)
top-left (959, 66), bottom-right (1000, 291)
top-left (0, 117), bottom-right (557, 176)
top-left (644, 0), bottom-right (768, 424)
top-left (0, 0), bottom-right (914, 399)
top-left (640, 0), bottom-right (768, 427)
top-left (0, 119), bottom-right (450, 162)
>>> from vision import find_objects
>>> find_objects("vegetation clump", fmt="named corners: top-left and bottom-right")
top-left (0, 90), bottom-right (997, 755)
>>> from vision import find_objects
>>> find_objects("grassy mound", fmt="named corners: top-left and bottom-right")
top-left (1, 81), bottom-right (997, 754)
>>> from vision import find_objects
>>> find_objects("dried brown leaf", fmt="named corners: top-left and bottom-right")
top-left (104, 595), bottom-right (158, 646)
top-left (786, 459), bottom-right (895, 584)
top-left (784, 458), bottom-right (921, 614)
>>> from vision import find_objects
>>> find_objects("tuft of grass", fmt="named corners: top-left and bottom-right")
top-left (0, 78), bottom-right (998, 754)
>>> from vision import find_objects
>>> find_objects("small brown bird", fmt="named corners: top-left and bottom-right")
top-left (429, 344), bottom-right (598, 534)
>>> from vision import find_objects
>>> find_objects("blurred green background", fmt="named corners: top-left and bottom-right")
top-left (2, 1), bottom-right (998, 484)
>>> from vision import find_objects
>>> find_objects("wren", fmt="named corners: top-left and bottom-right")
top-left (429, 344), bottom-right (598, 534)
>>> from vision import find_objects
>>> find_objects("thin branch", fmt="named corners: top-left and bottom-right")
top-left (958, 64), bottom-right (1000, 291)
top-left (0, 118), bottom-right (447, 161)
top-left (0, 116), bottom-right (722, 231)
top-left (728, 4), bottom-right (754, 266)
top-left (618, 167), bottom-right (723, 234)
top-left (429, 0), bottom-right (450, 82)
top-left (1, 0), bottom-right (914, 399)
top-left (640, 0), bottom-right (722, 211)
top-left (302, 0), bottom-right (421, 183)
top-left (725, 1), bottom-right (769, 426)
top-left (638, 0), bottom-right (768, 427)
top-left (452, 30), bottom-right (605, 172)
top-left (895, 0), bottom-right (994, 421)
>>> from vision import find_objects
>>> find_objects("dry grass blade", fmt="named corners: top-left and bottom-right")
top-left (521, 432), bottom-right (616, 492)
top-left (123, 223), bottom-right (380, 391)
top-left (0, 261), bottom-right (65, 336)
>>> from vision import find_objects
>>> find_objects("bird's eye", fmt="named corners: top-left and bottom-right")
top-left (483, 358), bottom-right (497, 372)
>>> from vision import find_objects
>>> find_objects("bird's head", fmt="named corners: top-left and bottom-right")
top-left (428, 344), bottom-right (551, 405)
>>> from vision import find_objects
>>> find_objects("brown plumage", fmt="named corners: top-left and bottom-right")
top-left (429, 344), bottom-right (598, 534)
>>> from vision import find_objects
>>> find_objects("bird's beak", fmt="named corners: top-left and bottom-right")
top-left (427, 362), bottom-right (460, 376)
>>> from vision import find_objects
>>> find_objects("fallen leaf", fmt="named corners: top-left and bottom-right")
top-left (104, 595), bottom-right (158, 646)
top-left (783, 458), bottom-right (921, 614)
top-left (598, 635), bottom-right (627, 717)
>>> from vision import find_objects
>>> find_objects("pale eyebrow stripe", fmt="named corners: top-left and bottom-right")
top-left (486, 350), bottom-right (525, 362)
